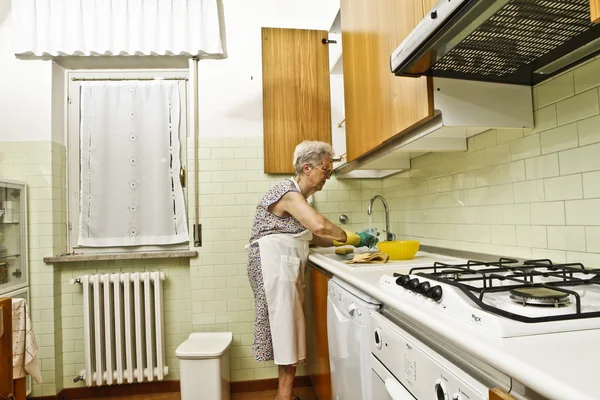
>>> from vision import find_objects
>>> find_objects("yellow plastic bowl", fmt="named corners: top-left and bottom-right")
top-left (377, 240), bottom-right (420, 260)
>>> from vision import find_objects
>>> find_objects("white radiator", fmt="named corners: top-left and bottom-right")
top-left (70, 272), bottom-right (168, 387)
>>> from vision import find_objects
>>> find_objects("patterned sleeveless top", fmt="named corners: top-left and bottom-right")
top-left (249, 179), bottom-right (307, 243)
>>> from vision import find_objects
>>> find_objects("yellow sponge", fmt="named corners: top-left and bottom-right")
top-left (335, 247), bottom-right (354, 255)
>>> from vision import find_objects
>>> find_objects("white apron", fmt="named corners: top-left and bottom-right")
top-left (255, 229), bottom-right (313, 365)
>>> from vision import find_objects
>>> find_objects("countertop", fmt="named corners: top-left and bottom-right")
top-left (309, 247), bottom-right (600, 400)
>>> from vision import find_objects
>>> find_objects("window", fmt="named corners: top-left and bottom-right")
top-left (67, 70), bottom-right (189, 253)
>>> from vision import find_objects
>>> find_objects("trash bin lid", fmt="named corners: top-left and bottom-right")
top-left (176, 332), bottom-right (233, 359)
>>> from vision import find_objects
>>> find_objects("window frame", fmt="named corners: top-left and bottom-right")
top-left (66, 69), bottom-right (190, 254)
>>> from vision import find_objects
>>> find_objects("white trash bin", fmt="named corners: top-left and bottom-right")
top-left (176, 332), bottom-right (233, 400)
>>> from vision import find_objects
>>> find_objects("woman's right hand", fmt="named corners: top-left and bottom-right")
top-left (356, 232), bottom-right (378, 248)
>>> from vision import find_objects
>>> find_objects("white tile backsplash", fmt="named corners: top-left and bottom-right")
top-left (525, 153), bottom-right (559, 180)
top-left (535, 72), bottom-right (575, 108)
top-left (515, 226), bottom-right (547, 249)
top-left (573, 56), bottom-right (600, 94)
top-left (385, 55), bottom-right (600, 259)
top-left (547, 226), bottom-right (586, 251)
top-left (577, 114), bottom-right (600, 146)
top-left (471, 130), bottom-right (497, 151)
top-left (513, 180), bottom-right (545, 204)
top-left (585, 227), bottom-right (600, 253)
top-left (510, 134), bottom-right (541, 161)
top-left (502, 204), bottom-right (530, 225)
top-left (496, 129), bottom-right (525, 144)
top-left (565, 199), bottom-right (600, 226)
top-left (543, 175), bottom-right (583, 201)
top-left (498, 161), bottom-right (525, 184)
top-left (556, 88), bottom-right (599, 126)
top-left (490, 225), bottom-right (516, 246)
top-left (530, 201), bottom-right (566, 226)
top-left (559, 142), bottom-right (600, 175)
top-left (531, 104), bottom-right (557, 134)
top-left (540, 123), bottom-right (579, 154)
top-left (532, 248), bottom-right (567, 262)
top-left (467, 184), bottom-right (514, 206)
top-left (478, 205), bottom-right (503, 225)
top-left (582, 171), bottom-right (600, 199)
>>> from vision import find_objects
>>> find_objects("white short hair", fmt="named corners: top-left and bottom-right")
top-left (293, 140), bottom-right (334, 175)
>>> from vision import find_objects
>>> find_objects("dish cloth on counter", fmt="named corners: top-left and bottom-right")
top-left (346, 252), bottom-right (390, 264)
top-left (12, 298), bottom-right (42, 383)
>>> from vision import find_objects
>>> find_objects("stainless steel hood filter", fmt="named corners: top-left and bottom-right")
top-left (433, 0), bottom-right (593, 77)
top-left (393, 0), bottom-right (600, 85)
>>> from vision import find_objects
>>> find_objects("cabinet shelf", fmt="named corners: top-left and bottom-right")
top-left (0, 179), bottom-right (28, 293)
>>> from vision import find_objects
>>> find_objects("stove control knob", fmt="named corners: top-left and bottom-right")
top-left (426, 285), bottom-right (443, 302)
top-left (417, 281), bottom-right (431, 294)
top-left (435, 381), bottom-right (448, 400)
top-left (395, 274), bottom-right (411, 287)
top-left (408, 278), bottom-right (420, 291)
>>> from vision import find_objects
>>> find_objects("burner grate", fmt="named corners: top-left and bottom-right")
top-left (409, 258), bottom-right (600, 323)
top-left (432, 0), bottom-right (593, 77)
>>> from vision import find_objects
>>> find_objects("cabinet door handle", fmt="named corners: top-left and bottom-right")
top-left (180, 166), bottom-right (186, 188)
top-left (321, 38), bottom-right (337, 44)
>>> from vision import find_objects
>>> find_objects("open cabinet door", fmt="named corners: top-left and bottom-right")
top-left (261, 27), bottom-right (332, 174)
top-left (0, 298), bottom-right (13, 399)
top-left (489, 388), bottom-right (517, 400)
top-left (308, 268), bottom-right (332, 400)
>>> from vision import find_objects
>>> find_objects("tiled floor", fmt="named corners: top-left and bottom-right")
top-left (92, 386), bottom-right (317, 400)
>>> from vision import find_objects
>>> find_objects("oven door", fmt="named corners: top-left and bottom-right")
top-left (371, 355), bottom-right (416, 400)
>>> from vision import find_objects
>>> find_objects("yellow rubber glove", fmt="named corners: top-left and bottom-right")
top-left (333, 230), bottom-right (361, 247)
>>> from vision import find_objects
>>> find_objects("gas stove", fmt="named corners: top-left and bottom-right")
top-left (379, 257), bottom-right (600, 337)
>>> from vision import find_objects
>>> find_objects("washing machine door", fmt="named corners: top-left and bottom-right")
top-left (327, 296), bottom-right (364, 400)
top-left (371, 355), bottom-right (416, 400)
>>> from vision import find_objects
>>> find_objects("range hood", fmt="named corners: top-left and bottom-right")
top-left (335, 77), bottom-right (533, 179)
top-left (391, 0), bottom-right (600, 85)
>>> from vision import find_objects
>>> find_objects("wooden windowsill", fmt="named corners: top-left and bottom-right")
top-left (43, 250), bottom-right (198, 264)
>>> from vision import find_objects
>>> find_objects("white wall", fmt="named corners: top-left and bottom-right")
top-left (51, 62), bottom-right (65, 145)
top-left (0, 0), bottom-right (52, 142)
top-left (197, 0), bottom-right (340, 138)
top-left (1, 0), bottom-right (339, 142)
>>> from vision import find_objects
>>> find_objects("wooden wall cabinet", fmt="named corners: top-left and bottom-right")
top-left (422, 0), bottom-right (439, 15)
top-left (592, 0), bottom-right (600, 23)
top-left (261, 28), bottom-right (333, 174)
top-left (340, 0), bottom-right (433, 162)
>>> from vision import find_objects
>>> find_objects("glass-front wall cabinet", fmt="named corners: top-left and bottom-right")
top-left (0, 180), bottom-right (28, 294)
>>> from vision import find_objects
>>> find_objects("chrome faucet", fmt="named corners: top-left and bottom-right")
top-left (367, 195), bottom-right (396, 241)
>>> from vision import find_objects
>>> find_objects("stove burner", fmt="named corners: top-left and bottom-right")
top-left (509, 287), bottom-right (570, 308)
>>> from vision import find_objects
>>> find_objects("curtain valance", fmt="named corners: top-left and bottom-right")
top-left (13, 0), bottom-right (223, 57)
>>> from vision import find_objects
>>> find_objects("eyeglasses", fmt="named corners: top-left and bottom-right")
top-left (314, 164), bottom-right (333, 178)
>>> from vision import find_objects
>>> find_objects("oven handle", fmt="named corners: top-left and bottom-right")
top-left (385, 377), bottom-right (416, 400)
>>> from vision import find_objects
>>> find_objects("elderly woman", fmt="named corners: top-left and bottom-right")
top-left (247, 140), bottom-right (376, 400)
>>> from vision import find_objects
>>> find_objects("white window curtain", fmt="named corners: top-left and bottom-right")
top-left (13, 0), bottom-right (223, 57)
top-left (78, 81), bottom-right (188, 247)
